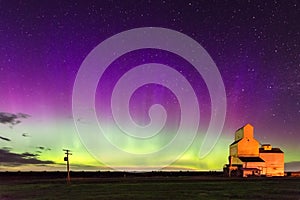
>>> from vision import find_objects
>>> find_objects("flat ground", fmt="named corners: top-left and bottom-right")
top-left (1, 177), bottom-right (300, 200)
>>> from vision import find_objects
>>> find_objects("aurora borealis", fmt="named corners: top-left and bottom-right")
top-left (0, 1), bottom-right (299, 171)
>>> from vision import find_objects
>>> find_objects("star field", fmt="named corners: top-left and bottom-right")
top-left (0, 0), bottom-right (299, 171)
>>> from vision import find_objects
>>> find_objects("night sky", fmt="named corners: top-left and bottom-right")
top-left (0, 0), bottom-right (299, 171)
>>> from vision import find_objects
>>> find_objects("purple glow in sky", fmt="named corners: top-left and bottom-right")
top-left (0, 0), bottom-right (299, 171)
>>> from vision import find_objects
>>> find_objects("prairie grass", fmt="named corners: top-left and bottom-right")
top-left (1, 177), bottom-right (300, 200)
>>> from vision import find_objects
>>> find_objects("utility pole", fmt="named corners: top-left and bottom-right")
top-left (63, 149), bottom-right (72, 184)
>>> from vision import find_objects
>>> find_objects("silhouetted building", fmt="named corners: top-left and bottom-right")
top-left (224, 124), bottom-right (284, 177)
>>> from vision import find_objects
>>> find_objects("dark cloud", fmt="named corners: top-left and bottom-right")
top-left (37, 146), bottom-right (45, 150)
top-left (22, 133), bottom-right (30, 137)
top-left (0, 112), bottom-right (30, 127)
top-left (0, 149), bottom-right (55, 166)
top-left (36, 146), bottom-right (51, 151)
top-left (285, 161), bottom-right (300, 172)
top-left (21, 152), bottom-right (38, 157)
top-left (35, 146), bottom-right (52, 154)
top-left (2, 147), bottom-right (12, 151)
top-left (0, 136), bottom-right (11, 142)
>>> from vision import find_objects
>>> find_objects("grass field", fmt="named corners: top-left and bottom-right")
top-left (1, 177), bottom-right (300, 200)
